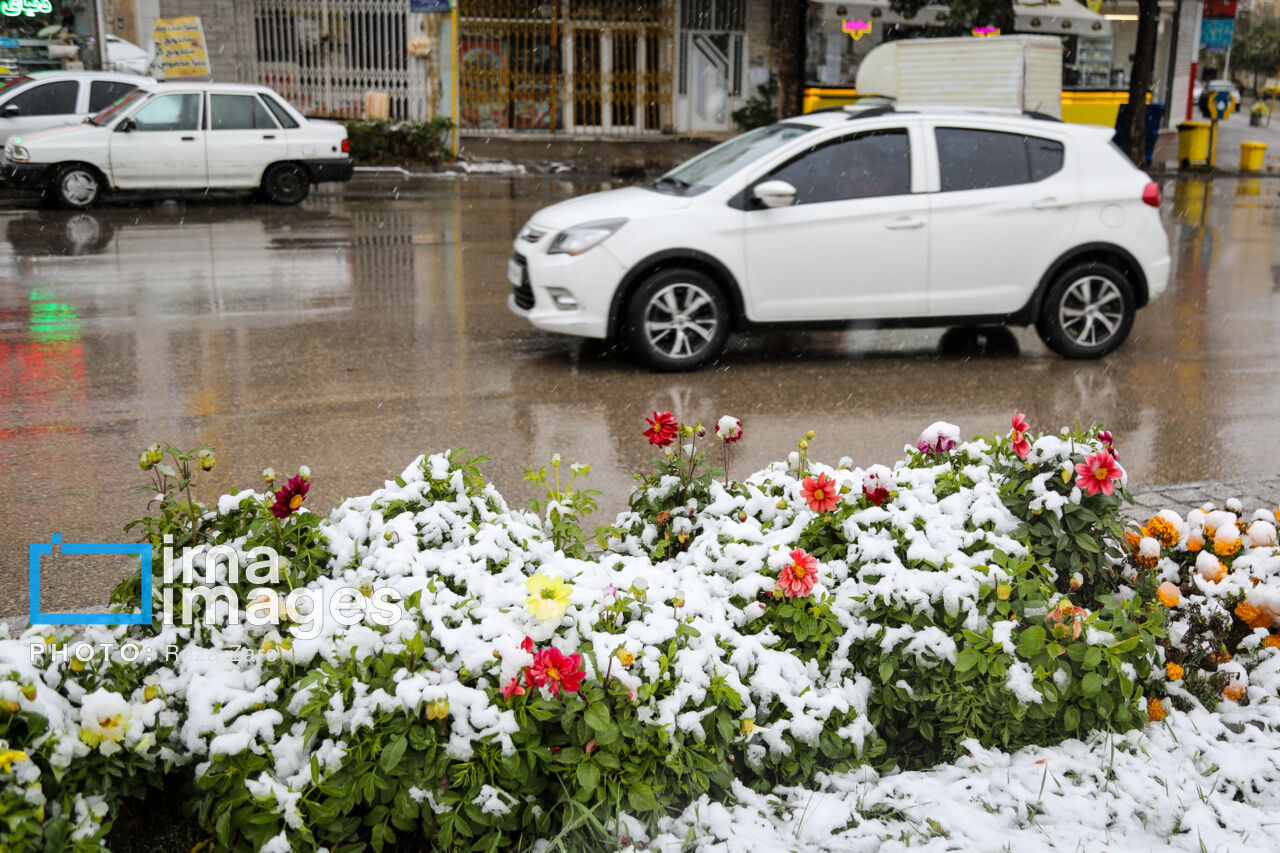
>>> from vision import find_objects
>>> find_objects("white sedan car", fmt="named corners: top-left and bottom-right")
top-left (0, 70), bottom-right (149, 145)
top-left (509, 106), bottom-right (1171, 368)
top-left (1, 81), bottom-right (352, 208)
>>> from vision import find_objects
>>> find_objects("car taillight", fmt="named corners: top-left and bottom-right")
top-left (1142, 182), bottom-right (1160, 207)
top-left (341, 137), bottom-right (350, 154)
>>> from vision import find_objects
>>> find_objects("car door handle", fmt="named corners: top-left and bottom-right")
top-left (181, 136), bottom-right (197, 141)
top-left (1032, 197), bottom-right (1068, 210)
top-left (262, 134), bottom-right (275, 139)
top-left (885, 216), bottom-right (925, 230)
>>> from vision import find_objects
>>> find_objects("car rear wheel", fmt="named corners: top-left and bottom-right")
top-left (261, 163), bottom-right (310, 205)
top-left (51, 165), bottom-right (102, 210)
top-left (625, 268), bottom-right (730, 371)
top-left (1036, 261), bottom-right (1135, 359)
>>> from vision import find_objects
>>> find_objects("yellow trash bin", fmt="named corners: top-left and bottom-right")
top-left (1240, 141), bottom-right (1268, 173)
top-left (1177, 121), bottom-right (1211, 167)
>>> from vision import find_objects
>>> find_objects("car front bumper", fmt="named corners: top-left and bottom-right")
top-left (306, 158), bottom-right (354, 183)
top-left (505, 245), bottom-right (624, 340)
top-left (0, 160), bottom-right (49, 190)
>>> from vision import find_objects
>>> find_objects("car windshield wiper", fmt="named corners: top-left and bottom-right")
top-left (651, 175), bottom-right (692, 192)
top-left (84, 115), bottom-right (100, 126)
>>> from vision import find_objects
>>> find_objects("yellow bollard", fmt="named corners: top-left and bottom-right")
top-left (1240, 141), bottom-right (1268, 173)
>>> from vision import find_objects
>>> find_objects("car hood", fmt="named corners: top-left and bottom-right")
top-left (529, 185), bottom-right (692, 231)
top-left (13, 122), bottom-right (108, 148)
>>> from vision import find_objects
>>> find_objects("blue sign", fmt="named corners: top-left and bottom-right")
top-left (0, 36), bottom-right (19, 47)
top-left (30, 535), bottom-right (152, 625)
top-left (410, 0), bottom-right (451, 11)
top-left (1200, 18), bottom-right (1235, 53)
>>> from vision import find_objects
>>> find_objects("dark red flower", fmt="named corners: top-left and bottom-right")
top-left (643, 410), bottom-right (679, 447)
top-left (529, 647), bottom-right (586, 696)
top-left (270, 474), bottom-right (310, 519)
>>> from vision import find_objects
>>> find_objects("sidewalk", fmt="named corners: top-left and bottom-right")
top-left (1124, 476), bottom-right (1280, 522)
top-left (1152, 99), bottom-right (1280, 174)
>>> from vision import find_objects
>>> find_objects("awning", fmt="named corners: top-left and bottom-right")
top-left (815, 0), bottom-right (1110, 37)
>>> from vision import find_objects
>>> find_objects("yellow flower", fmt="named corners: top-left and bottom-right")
top-left (1214, 535), bottom-right (1241, 557)
top-left (1235, 600), bottom-right (1271, 630)
top-left (1145, 516), bottom-right (1179, 548)
top-left (740, 718), bottom-right (757, 736)
top-left (424, 698), bottom-right (450, 721)
top-left (1147, 697), bottom-right (1166, 722)
top-left (1165, 662), bottom-right (1184, 681)
top-left (614, 648), bottom-right (635, 667)
top-left (1186, 531), bottom-right (1203, 552)
top-left (524, 574), bottom-right (573, 622)
top-left (1156, 582), bottom-right (1180, 608)
top-left (1263, 635), bottom-right (1280, 650)
top-left (0, 749), bottom-right (27, 772)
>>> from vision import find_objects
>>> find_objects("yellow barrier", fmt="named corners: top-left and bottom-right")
top-left (802, 87), bottom-right (1145, 127)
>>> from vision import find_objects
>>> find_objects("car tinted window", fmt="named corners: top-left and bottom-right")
top-left (937, 127), bottom-right (1065, 191)
top-left (130, 93), bottom-right (201, 131)
top-left (88, 80), bottom-right (139, 113)
top-left (763, 129), bottom-right (911, 204)
top-left (260, 94), bottom-right (299, 129)
top-left (1027, 136), bottom-right (1065, 181)
top-left (210, 94), bottom-right (278, 130)
top-left (5, 80), bottom-right (78, 116)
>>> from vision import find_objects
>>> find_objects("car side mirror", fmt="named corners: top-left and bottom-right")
top-left (752, 180), bottom-right (796, 208)
top-left (2, 104), bottom-right (20, 118)
top-left (116, 117), bottom-right (136, 133)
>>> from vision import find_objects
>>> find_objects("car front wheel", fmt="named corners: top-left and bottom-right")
top-left (625, 268), bottom-right (730, 371)
top-left (261, 163), bottom-right (310, 205)
top-left (51, 165), bottom-right (102, 210)
top-left (1036, 261), bottom-right (1135, 359)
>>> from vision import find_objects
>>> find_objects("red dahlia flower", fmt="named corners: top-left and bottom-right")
top-left (520, 635), bottom-right (535, 653)
top-left (643, 410), bottom-right (679, 447)
top-left (1075, 448), bottom-right (1123, 497)
top-left (1097, 429), bottom-right (1119, 459)
top-left (800, 472), bottom-right (842, 514)
top-left (715, 416), bottom-right (743, 444)
top-left (529, 647), bottom-right (585, 696)
top-left (500, 675), bottom-right (526, 700)
top-left (777, 548), bottom-right (819, 598)
top-left (270, 474), bottom-right (310, 519)
top-left (1010, 410), bottom-right (1031, 460)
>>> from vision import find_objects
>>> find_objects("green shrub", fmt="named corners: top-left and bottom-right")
top-left (341, 118), bottom-right (455, 165)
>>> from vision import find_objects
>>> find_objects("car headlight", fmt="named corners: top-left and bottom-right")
top-left (8, 145), bottom-right (29, 163)
top-left (548, 219), bottom-right (627, 255)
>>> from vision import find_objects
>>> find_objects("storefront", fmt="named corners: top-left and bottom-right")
top-left (0, 0), bottom-right (103, 79)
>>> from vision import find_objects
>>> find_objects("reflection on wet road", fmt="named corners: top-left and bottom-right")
top-left (1, 176), bottom-right (1278, 614)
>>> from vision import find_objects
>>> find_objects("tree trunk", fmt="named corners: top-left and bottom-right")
top-left (776, 0), bottom-right (808, 120)
top-left (1123, 0), bottom-right (1162, 166)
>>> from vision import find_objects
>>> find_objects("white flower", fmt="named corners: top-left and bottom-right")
top-left (78, 689), bottom-right (130, 752)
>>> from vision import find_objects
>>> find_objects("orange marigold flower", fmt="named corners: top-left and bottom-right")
top-left (1263, 635), bottom-right (1280, 650)
top-left (1147, 697), bottom-right (1166, 722)
top-left (1214, 536), bottom-right (1241, 557)
top-left (1217, 651), bottom-right (1233, 664)
top-left (1145, 516), bottom-right (1179, 548)
top-left (1165, 662), bottom-right (1184, 681)
top-left (1186, 531), bottom-right (1203, 552)
top-left (1156, 582), bottom-right (1180, 608)
top-left (1124, 530), bottom-right (1142, 552)
top-left (1222, 684), bottom-right (1245, 702)
top-left (1235, 600), bottom-right (1272, 630)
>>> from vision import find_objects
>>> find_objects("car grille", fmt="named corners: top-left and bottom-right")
top-left (511, 254), bottom-right (535, 310)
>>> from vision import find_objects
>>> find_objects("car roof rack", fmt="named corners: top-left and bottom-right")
top-left (1023, 110), bottom-right (1062, 122)
top-left (846, 105), bottom-right (899, 120)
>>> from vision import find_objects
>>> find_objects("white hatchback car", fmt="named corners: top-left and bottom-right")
top-left (509, 106), bottom-right (1171, 369)
top-left (1, 81), bottom-right (351, 208)
top-left (0, 70), bottom-right (150, 145)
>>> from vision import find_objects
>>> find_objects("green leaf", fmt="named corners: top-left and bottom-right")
top-left (1063, 704), bottom-right (1080, 731)
top-left (954, 649), bottom-right (981, 673)
top-left (1081, 672), bottom-right (1102, 698)
top-left (576, 761), bottom-right (600, 793)
top-left (1083, 647), bottom-right (1103, 670)
top-left (878, 660), bottom-right (895, 682)
top-left (627, 783), bottom-right (660, 813)
top-left (584, 702), bottom-right (611, 733)
top-left (380, 735), bottom-right (407, 772)
top-left (1017, 626), bottom-right (1046, 658)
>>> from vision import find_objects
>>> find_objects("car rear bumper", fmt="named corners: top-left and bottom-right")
top-left (0, 161), bottom-right (49, 190)
top-left (306, 158), bottom-right (354, 183)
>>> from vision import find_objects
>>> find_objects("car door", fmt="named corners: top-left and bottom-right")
top-left (0, 78), bottom-right (80, 144)
top-left (205, 92), bottom-right (288, 187)
top-left (925, 125), bottom-right (1078, 316)
top-left (741, 124), bottom-right (930, 320)
top-left (109, 92), bottom-right (208, 189)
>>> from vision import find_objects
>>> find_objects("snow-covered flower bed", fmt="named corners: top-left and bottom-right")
top-left (2, 418), bottom-right (1279, 852)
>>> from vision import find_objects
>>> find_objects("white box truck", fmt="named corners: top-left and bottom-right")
top-left (856, 35), bottom-right (1064, 118)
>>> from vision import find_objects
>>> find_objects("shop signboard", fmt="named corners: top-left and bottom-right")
top-left (410, 0), bottom-right (452, 11)
top-left (1199, 17), bottom-right (1235, 53)
top-left (1, 1), bottom-right (53, 18)
top-left (1202, 1), bottom-right (1237, 18)
top-left (154, 16), bottom-right (211, 78)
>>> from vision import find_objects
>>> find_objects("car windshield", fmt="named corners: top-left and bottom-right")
top-left (87, 88), bottom-right (146, 126)
top-left (654, 123), bottom-right (815, 193)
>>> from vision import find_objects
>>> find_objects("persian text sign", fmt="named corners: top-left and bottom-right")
top-left (154, 16), bottom-right (211, 78)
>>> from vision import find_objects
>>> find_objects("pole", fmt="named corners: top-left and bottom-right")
top-left (1208, 115), bottom-right (1217, 169)
top-left (89, 0), bottom-right (107, 70)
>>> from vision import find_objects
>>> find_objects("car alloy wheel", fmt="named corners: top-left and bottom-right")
top-left (643, 282), bottom-right (719, 360)
top-left (262, 163), bottom-right (310, 205)
top-left (625, 268), bottom-right (730, 371)
top-left (1057, 275), bottom-right (1125, 348)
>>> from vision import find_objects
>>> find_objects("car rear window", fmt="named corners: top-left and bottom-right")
top-left (88, 80), bottom-right (139, 113)
top-left (936, 127), bottom-right (1065, 191)
top-left (260, 94), bottom-right (299, 129)
top-left (4, 79), bottom-right (77, 117)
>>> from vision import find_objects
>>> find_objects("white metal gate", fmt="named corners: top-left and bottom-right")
top-left (251, 0), bottom-right (427, 120)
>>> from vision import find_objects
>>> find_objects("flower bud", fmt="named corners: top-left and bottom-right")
top-left (776, 499), bottom-right (787, 510)
top-left (281, 639), bottom-right (293, 650)
top-left (798, 439), bottom-right (809, 451)
top-left (696, 426), bottom-right (706, 437)
top-left (996, 584), bottom-right (1012, 601)
top-left (740, 718), bottom-right (757, 736)
top-left (20, 683), bottom-right (36, 701)
top-left (69, 657), bottom-right (85, 672)
top-left (138, 452), bottom-right (154, 471)
top-left (263, 467), bottom-right (276, 485)
top-left (298, 465), bottom-right (311, 483)
top-left (614, 648), bottom-right (636, 667)
top-left (1069, 573), bottom-right (1083, 590)
top-left (0, 699), bottom-right (19, 714)
top-left (143, 685), bottom-right (161, 702)
top-left (804, 431), bottom-right (816, 441)
top-left (198, 451), bottom-right (215, 472)
top-left (737, 511), bottom-right (748, 522)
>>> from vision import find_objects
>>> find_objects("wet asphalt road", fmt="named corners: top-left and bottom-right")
top-left (2, 175), bottom-right (1278, 616)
